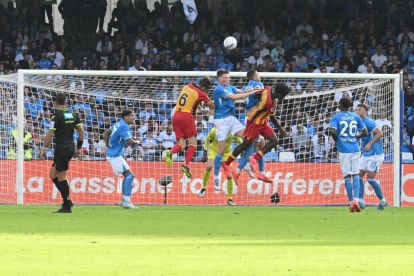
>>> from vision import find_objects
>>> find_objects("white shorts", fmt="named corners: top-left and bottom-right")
top-left (214, 116), bottom-right (245, 141)
top-left (107, 156), bottom-right (130, 176)
top-left (338, 152), bottom-right (360, 177)
top-left (359, 154), bottom-right (384, 173)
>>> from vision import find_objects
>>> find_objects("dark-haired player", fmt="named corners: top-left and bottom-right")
top-left (356, 104), bottom-right (387, 210)
top-left (40, 93), bottom-right (84, 213)
top-left (329, 97), bottom-right (368, 212)
top-left (104, 109), bottom-right (141, 209)
top-left (222, 84), bottom-right (290, 179)
top-left (165, 78), bottom-right (215, 179)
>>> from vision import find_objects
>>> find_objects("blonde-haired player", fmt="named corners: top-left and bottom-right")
top-left (199, 127), bottom-right (242, 206)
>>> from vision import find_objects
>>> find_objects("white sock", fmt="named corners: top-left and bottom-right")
top-left (359, 198), bottom-right (365, 204)
top-left (260, 171), bottom-right (265, 176)
top-left (380, 198), bottom-right (386, 204)
top-left (123, 196), bottom-right (130, 201)
top-left (214, 175), bottom-right (219, 181)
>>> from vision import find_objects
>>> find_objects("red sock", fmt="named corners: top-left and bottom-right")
top-left (185, 144), bottom-right (196, 165)
top-left (253, 151), bottom-right (264, 160)
top-left (171, 144), bottom-right (182, 154)
top-left (225, 154), bottom-right (235, 165)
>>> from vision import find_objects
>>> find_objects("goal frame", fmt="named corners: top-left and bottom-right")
top-left (15, 70), bottom-right (402, 206)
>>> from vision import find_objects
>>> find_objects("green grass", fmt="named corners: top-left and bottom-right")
top-left (0, 205), bottom-right (413, 275)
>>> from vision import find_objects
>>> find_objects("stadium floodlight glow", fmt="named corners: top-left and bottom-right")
top-left (0, 70), bottom-right (401, 206)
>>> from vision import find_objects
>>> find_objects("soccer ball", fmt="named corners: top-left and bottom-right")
top-left (223, 36), bottom-right (237, 49)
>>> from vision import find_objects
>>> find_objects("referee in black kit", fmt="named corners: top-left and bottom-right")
top-left (40, 93), bottom-right (84, 213)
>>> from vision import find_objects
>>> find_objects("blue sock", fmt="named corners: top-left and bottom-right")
top-left (352, 175), bottom-right (360, 199)
top-left (344, 177), bottom-right (353, 202)
top-left (238, 144), bottom-right (254, 171)
top-left (214, 154), bottom-right (223, 177)
top-left (359, 178), bottom-right (365, 201)
top-left (122, 172), bottom-right (134, 197)
top-left (368, 178), bottom-right (384, 201)
top-left (258, 157), bottom-right (265, 172)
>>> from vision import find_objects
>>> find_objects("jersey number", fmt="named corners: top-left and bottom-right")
top-left (178, 93), bottom-right (188, 106)
top-left (339, 121), bottom-right (357, 137)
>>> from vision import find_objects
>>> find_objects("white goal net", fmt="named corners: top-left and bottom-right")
top-left (0, 70), bottom-right (401, 206)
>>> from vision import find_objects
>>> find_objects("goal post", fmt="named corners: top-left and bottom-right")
top-left (0, 69), bottom-right (401, 206)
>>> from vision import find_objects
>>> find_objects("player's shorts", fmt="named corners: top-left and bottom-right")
top-left (214, 116), bottom-right (245, 142)
top-left (172, 112), bottom-right (196, 140)
top-left (338, 152), bottom-right (360, 177)
top-left (53, 143), bottom-right (75, 171)
top-left (244, 120), bottom-right (274, 141)
top-left (208, 149), bottom-right (232, 161)
top-left (359, 154), bottom-right (384, 173)
top-left (107, 156), bottom-right (131, 176)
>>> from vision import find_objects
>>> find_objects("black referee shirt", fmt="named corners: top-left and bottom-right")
top-left (50, 108), bottom-right (81, 145)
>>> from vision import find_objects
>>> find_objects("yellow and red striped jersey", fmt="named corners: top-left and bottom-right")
top-left (247, 87), bottom-right (276, 125)
top-left (175, 84), bottom-right (210, 115)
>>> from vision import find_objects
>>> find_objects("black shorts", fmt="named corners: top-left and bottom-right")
top-left (53, 144), bottom-right (75, 171)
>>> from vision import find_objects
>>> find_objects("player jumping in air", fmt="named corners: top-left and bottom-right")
top-left (233, 69), bottom-right (269, 185)
top-left (104, 109), bottom-right (141, 209)
top-left (213, 69), bottom-right (260, 191)
top-left (40, 93), bottom-right (85, 213)
top-left (356, 104), bottom-right (387, 210)
top-left (165, 78), bottom-right (215, 178)
top-left (199, 127), bottom-right (242, 206)
top-left (329, 98), bottom-right (368, 212)
top-left (222, 84), bottom-right (290, 179)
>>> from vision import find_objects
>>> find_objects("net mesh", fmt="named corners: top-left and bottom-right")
top-left (0, 72), bottom-right (396, 205)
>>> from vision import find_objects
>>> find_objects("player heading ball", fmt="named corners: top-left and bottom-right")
top-left (166, 77), bottom-right (215, 178)
top-left (222, 83), bottom-right (290, 178)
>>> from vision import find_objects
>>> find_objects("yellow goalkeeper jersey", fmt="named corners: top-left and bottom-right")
top-left (204, 128), bottom-right (243, 158)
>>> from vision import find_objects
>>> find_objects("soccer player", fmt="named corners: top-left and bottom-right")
top-left (222, 84), bottom-right (290, 178)
top-left (356, 104), bottom-right (387, 210)
top-left (165, 78), bottom-right (215, 178)
top-left (233, 69), bottom-right (268, 184)
top-left (199, 127), bottom-right (242, 206)
top-left (213, 69), bottom-right (260, 191)
top-left (329, 98), bottom-right (368, 212)
top-left (40, 93), bottom-right (85, 213)
top-left (104, 109), bottom-right (141, 209)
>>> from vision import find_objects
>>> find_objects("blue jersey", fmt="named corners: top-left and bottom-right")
top-left (106, 119), bottom-right (132, 157)
top-left (213, 84), bottom-right (237, 119)
top-left (361, 116), bottom-right (384, 156)
top-left (243, 80), bottom-right (264, 110)
top-left (330, 111), bottom-right (366, 153)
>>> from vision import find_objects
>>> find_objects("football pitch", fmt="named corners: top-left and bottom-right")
top-left (0, 205), bottom-right (413, 275)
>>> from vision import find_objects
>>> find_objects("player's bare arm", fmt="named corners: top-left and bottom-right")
top-left (206, 101), bottom-right (215, 110)
top-left (126, 138), bottom-right (141, 146)
top-left (329, 127), bottom-right (338, 142)
top-left (356, 128), bottom-right (368, 139)
top-left (40, 129), bottom-right (54, 159)
top-left (365, 128), bottom-right (383, 151)
top-left (225, 89), bottom-right (259, 101)
top-left (74, 124), bottom-right (85, 158)
top-left (270, 115), bottom-right (287, 138)
top-left (103, 128), bottom-right (112, 146)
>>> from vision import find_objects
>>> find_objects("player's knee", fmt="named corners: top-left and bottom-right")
top-left (122, 170), bottom-right (134, 180)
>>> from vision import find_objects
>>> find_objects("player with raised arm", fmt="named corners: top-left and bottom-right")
top-left (199, 127), bottom-right (242, 206)
top-left (356, 104), bottom-right (387, 210)
top-left (40, 93), bottom-right (85, 213)
top-left (222, 84), bottom-right (290, 179)
top-left (104, 109), bottom-right (141, 209)
top-left (233, 69), bottom-right (268, 184)
top-left (165, 78), bottom-right (215, 178)
top-left (329, 98), bottom-right (368, 212)
top-left (212, 69), bottom-right (260, 191)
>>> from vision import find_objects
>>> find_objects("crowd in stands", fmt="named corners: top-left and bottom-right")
top-left (0, 0), bottom-right (413, 160)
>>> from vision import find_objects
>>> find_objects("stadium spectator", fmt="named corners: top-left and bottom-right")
top-left (371, 45), bottom-right (388, 71)
top-left (247, 49), bottom-right (264, 67)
